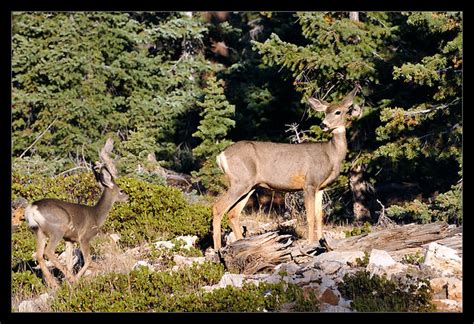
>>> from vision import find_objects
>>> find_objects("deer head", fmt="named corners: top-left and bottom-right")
top-left (308, 85), bottom-right (362, 131)
top-left (93, 138), bottom-right (128, 203)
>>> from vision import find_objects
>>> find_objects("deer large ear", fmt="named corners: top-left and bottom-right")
top-left (340, 86), bottom-right (360, 110)
top-left (308, 98), bottom-right (329, 112)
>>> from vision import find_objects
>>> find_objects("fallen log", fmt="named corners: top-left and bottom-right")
top-left (323, 222), bottom-right (462, 255)
top-left (220, 222), bottom-right (462, 274)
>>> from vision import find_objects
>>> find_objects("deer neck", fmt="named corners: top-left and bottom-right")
top-left (328, 127), bottom-right (348, 165)
top-left (93, 188), bottom-right (115, 227)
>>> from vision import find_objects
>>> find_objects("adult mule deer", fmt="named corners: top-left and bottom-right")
top-left (24, 138), bottom-right (128, 287)
top-left (212, 86), bottom-right (362, 249)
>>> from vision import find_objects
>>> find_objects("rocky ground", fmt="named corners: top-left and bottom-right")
top-left (17, 218), bottom-right (462, 313)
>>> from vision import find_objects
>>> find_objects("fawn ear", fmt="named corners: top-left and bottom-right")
top-left (308, 98), bottom-right (329, 112)
top-left (340, 86), bottom-right (360, 110)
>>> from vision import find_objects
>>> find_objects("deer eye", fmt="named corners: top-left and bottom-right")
top-left (335, 111), bottom-right (342, 115)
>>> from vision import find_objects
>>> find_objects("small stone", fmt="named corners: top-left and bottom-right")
top-left (133, 260), bottom-right (154, 271)
top-left (431, 299), bottom-right (462, 312)
top-left (110, 233), bottom-right (121, 243)
top-left (217, 273), bottom-right (245, 288)
top-left (319, 303), bottom-right (352, 312)
top-left (430, 277), bottom-right (462, 301)
top-left (319, 288), bottom-right (340, 305)
top-left (18, 293), bottom-right (51, 312)
top-left (173, 255), bottom-right (206, 267)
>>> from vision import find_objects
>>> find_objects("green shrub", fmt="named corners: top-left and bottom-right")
top-left (12, 171), bottom-right (100, 205)
top-left (12, 270), bottom-right (46, 299)
top-left (107, 177), bottom-right (213, 246)
top-left (345, 222), bottom-right (372, 237)
top-left (431, 184), bottom-right (462, 223)
top-left (50, 262), bottom-right (318, 312)
top-left (12, 223), bottom-right (37, 270)
top-left (386, 184), bottom-right (462, 224)
top-left (402, 251), bottom-right (425, 266)
top-left (337, 270), bottom-right (435, 312)
top-left (355, 251), bottom-right (370, 267)
top-left (386, 200), bottom-right (432, 224)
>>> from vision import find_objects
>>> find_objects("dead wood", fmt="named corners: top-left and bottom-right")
top-left (220, 231), bottom-right (293, 274)
top-left (220, 222), bottom-right (461, 274)
top-left (323, 222), bottom-right (462, 254)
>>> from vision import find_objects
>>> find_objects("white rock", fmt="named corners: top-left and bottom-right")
top-left (225, 232), bottom-right (237, 245)
top-left (110, 233), bottom-right (121, 243)
top-left (175, 235), bottom-right (199, 249)
top-left (338, 297), bottom-right (352, 308)
top-left (18, 293), bottom-right (51, 312)
top-left (312, 251), bottom-right (365, 275)
top-left (203, 272), bottom-right (247, 291)
top-left (274, 262), bottom-right (300, 275)
top-left (18, 300), bottom-right (40, 312)
top-left (217, 273), bottom-right (245, 288)
top-left (367, 249), bottom-right (407, 279)
top-left (58, 248), bottom-right (83, 267)
top-left (368, 249), bottom-right (397, 267)
top-left (430, 277), bottom-right (462, 301)
top-left (319, 303), bottom-right (353, 312)
top-left (320, 276), bottom-right (336, 289)
top-left (173, 255), bottom-right (206, 267)
top-left (133, 260), bottom-right (154, 271)
top-left (432, 298), bottom-right (462, 312)
top-left (314, 251), bottom-right (365, 266)
top-left (153, 241), bottom-right (175, 249)
top-left (423, 242), bottom-right (462, 276)
top-left (302, 269), bottom-right (322, 282)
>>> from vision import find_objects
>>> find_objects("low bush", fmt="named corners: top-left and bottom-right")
top-left (50, 262), bottom-right (319, 312)
top-left (12, 270), bottom-right (46, 300)
top-left (337, 270), bottom-right (435, 312)
top-left (344, 222), bottom-right (372, 238)
top-left (386, 184), bottom-right (462, 224)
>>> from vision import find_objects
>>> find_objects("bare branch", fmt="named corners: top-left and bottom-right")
top-left (404, 98), bottom-right (460, 116)
top-left (57, 166), bottom-right (90, 177)
top-left (19, 117), bottom-right (58, 158)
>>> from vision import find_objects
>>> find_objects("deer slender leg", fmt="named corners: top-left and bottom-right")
top-left (35, 229), bottom-right (58, 288)
top-left (304, 185), bottom-right (317, 243)
top-left (75, 239), bottom-right (91, 281)
top-left (227, 189), bottom-right (255, 240)
top-left (213, 186), bottom-right (252, 249)
top-left (314, 190), bottom-right (324, 242)
top-left (65, 241), bottom-right (74, 274)
top-left (43, 233), bottom-right (75, 283)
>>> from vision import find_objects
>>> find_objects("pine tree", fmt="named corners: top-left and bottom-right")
top-left (192, 75), bottom-right (235, 193)
top-left (12, 12), bottom-right (218, 172)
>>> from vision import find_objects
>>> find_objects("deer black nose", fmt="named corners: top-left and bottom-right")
top-left (320, 122), bottom-right (329, 130)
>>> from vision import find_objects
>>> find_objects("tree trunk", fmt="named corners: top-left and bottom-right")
top-left (350, 164), bottom-right (373, 222)
top-left (349, 12), bottom-right (359, 22)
